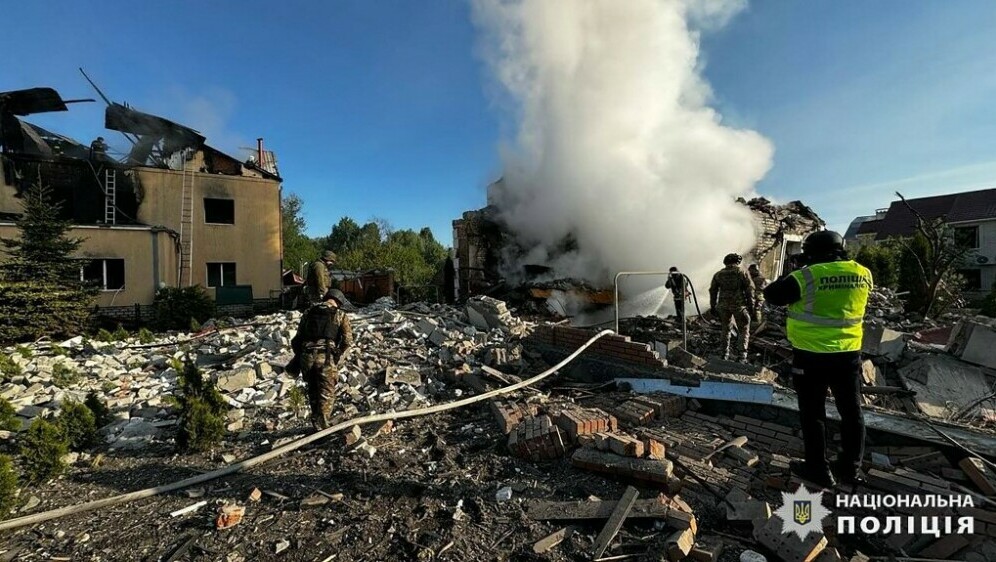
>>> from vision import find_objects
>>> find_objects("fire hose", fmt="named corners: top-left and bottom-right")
top-left (0, 330), bottom-right (615, 532)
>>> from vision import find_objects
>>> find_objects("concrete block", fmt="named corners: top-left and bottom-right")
top-left (665, 527), bottom-right (695, 561)
top-left (861, 324), bottom-right (905, 361)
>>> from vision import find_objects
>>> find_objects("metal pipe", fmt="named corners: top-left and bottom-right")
top-left (613, 271), bottom-right (671, 335)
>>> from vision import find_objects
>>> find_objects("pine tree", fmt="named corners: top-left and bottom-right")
top-left (0, 182), bottom-right (96, 342)
top-left (1, 182), bottom-right (85, 283)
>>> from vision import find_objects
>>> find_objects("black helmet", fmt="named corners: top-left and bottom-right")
top-left (723, 253), bottom-right (743, 266)
top-left (803, 230), bottom-right (845, 258)
top-left (323, 288), bottom-right (348, 305)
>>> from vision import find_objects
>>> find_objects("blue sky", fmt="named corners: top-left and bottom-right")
top-left (3, 1), bottom-right (995, 239)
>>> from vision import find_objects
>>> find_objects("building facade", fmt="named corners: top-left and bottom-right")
top-left (0, 87), bottom-right (282, 319)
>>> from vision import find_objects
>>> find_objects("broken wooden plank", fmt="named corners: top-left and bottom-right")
top-left (526, 496), bottom-right (669, 521)
top-left (592, 486), bottom-right (640, 559)
top-left (959, 456), bottom-right (996, 495)
top-left (532, 526), bottom-right (574, 554)
top-left (571, 447), bottom-right (673, 484)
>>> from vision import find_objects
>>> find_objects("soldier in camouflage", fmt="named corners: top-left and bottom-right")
top-left (748, 263), bottom-right (767, 323)
top-left (709, 253), bottom-right (756, 362)
top-left (302, 250), bottom-right (337, 310)
top-left (290, 288), bottom-right (353, 430)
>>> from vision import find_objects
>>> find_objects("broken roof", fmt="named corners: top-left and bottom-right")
top-left (0, 87), bottom-right (69, 116)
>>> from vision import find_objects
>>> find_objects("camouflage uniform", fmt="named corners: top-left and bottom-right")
top-left (709, 265), bottom-right (756, 361)
top-left (750, 271), bottom-right (767, 322)
top-left (303, 259), bottom-right (331, 309)
top-left (290, 302), bottom-right (353, 429)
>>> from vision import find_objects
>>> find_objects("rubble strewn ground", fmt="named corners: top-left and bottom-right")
top-left (2, 294), bottom-right (996, 561)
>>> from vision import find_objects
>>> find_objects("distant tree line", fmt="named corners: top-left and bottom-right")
top-left (281, 193), bottom-right (449, 289)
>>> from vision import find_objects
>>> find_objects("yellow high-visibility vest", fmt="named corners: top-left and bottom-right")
top-left (787, 260), bottom-right (873, 353)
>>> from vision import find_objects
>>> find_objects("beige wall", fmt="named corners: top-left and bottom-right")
top-left (134, 166), bottom-right (282, 300)
top-left (0, 223), bottom-right (174, 307)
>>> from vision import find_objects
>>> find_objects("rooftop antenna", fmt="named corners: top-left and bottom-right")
top-left (78, 67), bottom-right (137, 146)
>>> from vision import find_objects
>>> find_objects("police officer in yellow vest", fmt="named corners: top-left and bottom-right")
top-left (763, 230), bottom-right (872, 487)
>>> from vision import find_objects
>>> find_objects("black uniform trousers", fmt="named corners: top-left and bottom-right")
top-left (792, 350), bottom-right (865, 474)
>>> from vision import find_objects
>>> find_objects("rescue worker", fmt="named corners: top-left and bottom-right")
top-left (709, 253), bottom-right (755, 362)
top-left (664, 266), bottom-right (689, 324)
top-left (763, 231), bottom-right (872, 487)
top-left (289, 288), bottom-right (354, 430)
top-left (303, 250), bottom-right (337, 309)
top-left (747, 264), bottom-right (767, 323)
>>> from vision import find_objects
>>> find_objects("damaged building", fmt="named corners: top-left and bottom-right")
top-left (452, 187), bottom-right (824, 301)
top-left (0, 87), bottom-right (282, 319)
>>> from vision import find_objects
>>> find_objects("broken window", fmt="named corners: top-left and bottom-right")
top-left (204, 198), bottom-right (235, 224)
top-left (80, 258), bottom-right (125, 290)
top-left (957, 268), bottom-right (983, 291)
top-left (207, 262), bottom-right (237, 287)
top-left (954, 226), bottom-right (979, 250)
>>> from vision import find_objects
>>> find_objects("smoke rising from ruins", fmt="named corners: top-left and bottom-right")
top-left (472, 0), bottom-right (773, 313)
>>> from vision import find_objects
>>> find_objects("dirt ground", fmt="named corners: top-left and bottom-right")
top-left (0, 390), bottom-right (761, 562)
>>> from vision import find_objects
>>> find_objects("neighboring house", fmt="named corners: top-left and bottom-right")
top-left (843, 209), bottom-right (888, 249)
top-left (852, 187), bottom-right (996, 292)
top-left (0, 87), bottom-right (283, 320)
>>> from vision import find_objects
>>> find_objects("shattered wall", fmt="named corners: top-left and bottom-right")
top-left (743, 197), bottom-right (825, 280)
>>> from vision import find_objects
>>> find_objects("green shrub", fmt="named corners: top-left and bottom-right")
top-left (50, 345), bottom-right (68, 357)
top-left (15, 345), bottom-right (32, 358)
top-left (153, 286), bottom-right (215, 331)
top-left (137, 327), bottom-right (155, 344)
top-left (57, 400), bottom-right (98, 451)
top-left (19, 418), bottom-right (68, 484)
top-left (287, 385), bottom-right (306, 418)
top-left (51, 363), bottom-right (79, 388)
top-left (0, 455), bottom-right (18, 517)
top-left (95, 328), bottom-right (114, 342)
top-left (84, 391), bottom-right (112, 428)
top-left (0, 354), bottom-right (21, 381)
top-left (167, 361), bottom-right (227, 452)
top-left (852, 243), bottom-right (899, 289)
top-left (112, 324), bottom-right (129, 341)
top-left (0, 397), bottom-right (20, 431)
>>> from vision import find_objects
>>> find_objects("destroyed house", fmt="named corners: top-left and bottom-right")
top-left (451, 191), bottom-right (824, 299)
top-left (0, 87), bottom-right (283, 319)
top-left (856, 188), bottom-right (996, 291)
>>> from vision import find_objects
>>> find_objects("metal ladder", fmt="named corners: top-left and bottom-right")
top-left (103, 169), bottom-right (116, 224)
top-left (178, 158), bottom-right (194, 286)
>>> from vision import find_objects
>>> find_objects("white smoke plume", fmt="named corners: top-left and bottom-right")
top-left (472, 0), bottom-right (773, 315)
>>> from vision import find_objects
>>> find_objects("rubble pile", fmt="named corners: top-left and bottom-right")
top-left (0, 295), bottom-right (536, 452)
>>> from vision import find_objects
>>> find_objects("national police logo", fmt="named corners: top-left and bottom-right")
top-left (775, 485), bottom-right (830, 538)
top-left (793, 500), bottom-right (811, 525)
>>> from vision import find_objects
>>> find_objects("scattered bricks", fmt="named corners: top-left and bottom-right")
top-left (611, 400), bottom-right (657, 427)
top-left (490, 400), bottom-right (536, 434)
top-left (665, 527), bottom-right (695, 561)
top-left (571, 448), bottom-right (674, 484)
top-left (631, 394), bottom-right (676, 419)
top-left (727, 446), bottom-right (760, 467)
top-left (645, 438), bottom-right (666, 460)
top-left (754, 515), bottom-right (827, 562)
top-left (666, 508), bottom-right (698, 534)
top-left (554, 407), bottom-right (617, 443)
top-left (345, 425), bottom-right (363, 447)
top-left (215, 504), bottom-right (245, 530)
top-left (606, 433), bottom-right (645, 458)
top-left (959, 457), bottom-right (996, 495)
top-left (916, 535), bottom-right (971, 559)
top-left (508, 415), bottom-right (567, 461)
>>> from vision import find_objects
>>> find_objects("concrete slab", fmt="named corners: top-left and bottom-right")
top-left (899, 355), bottom-right (993, 419)
top-left (618, 378), bottom-right (775, 405)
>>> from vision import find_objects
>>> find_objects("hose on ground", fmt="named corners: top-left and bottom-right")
top-left (0, 330), bottom-right (615, 532)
